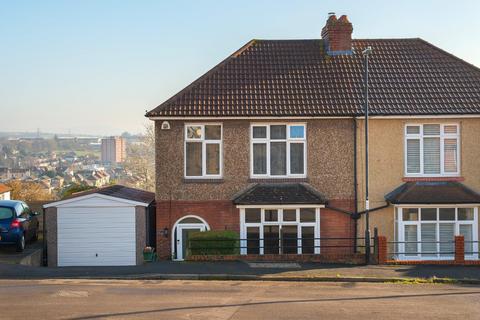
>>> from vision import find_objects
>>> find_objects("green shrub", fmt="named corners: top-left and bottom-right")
top-left (188, 230), bottom-right (239, 256)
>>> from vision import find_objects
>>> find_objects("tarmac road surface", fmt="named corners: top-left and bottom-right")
top-left (0, 279), bottom-right (478, 319)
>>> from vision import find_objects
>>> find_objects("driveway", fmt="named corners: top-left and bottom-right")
top-left (0, 279), bottom-right (478, 319)
top-left (0, 238), bottom-right (42, 265)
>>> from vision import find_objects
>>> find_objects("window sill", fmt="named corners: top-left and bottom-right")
top-left (402, 176), bottom-right (464, 182)
top-left (183, 178), bottom-right (224, 184)
top-left (248, 177), bottom-right (309, 183)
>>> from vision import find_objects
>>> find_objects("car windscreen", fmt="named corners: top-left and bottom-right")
top-left (0, 207), bottom-right (13, 220)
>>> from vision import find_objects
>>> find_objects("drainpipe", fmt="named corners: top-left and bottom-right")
top-left (353, 117), bottom-right (359, 253)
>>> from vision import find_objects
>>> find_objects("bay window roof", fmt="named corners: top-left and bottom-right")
top-left (233, 183), bottom-right (327, 205)
top-left (385, 181), bottom-right (480, 204)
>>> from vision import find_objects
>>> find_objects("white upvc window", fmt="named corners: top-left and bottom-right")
top-left (184, 124), bottom-right (222, 178)
top-left (404, 123), bottom-right (460, 176)
top-left (239, 206), bottom-right (321, 255)
top-left (396, 206), bottom-right (478, 260)
top-left (250, 123), bottom-right (307, 178)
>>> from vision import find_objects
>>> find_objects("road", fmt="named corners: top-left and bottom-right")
top-left (0, 279), bottom-right (478, 319)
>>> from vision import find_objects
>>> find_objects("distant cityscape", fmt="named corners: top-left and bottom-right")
top-left (0, 131), bottom-right (147, 199)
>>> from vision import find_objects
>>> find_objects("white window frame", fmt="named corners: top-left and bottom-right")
top-left (184, 123), bottom-right (223, 179)
top-left (404, 123), bottom-right (460, 177)
top-left (395, 205), bottom-right (478, 261)
top-left (250, 123), bottom-right (307, 178)
top-left (238, 206), bottom-right (321, 255)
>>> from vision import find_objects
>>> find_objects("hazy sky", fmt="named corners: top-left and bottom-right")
top-left (1, 1), bottom-right (479, 136)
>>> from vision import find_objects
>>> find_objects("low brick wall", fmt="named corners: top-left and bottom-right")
top-left (386, 259), bottom-right (480, 265)
top-left (379, 235), bottom-right (480, 266)
top-left (187, 253), bottom-right (366, 264)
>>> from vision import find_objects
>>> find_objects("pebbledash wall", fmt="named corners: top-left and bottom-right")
top-left (155, 119), bottom-right (357, 259)
top-left (355, 118), bottom-right (480, 251)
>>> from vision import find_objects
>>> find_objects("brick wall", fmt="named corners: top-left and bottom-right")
top-left (157, 199), bottom-right (356, 259)
top-left (319, 199), bottom-right (355, 255)
top-left (156, 200), bottom-right (239, 259)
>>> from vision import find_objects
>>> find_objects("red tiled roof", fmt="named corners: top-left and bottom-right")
top-left (146, 38), bottom-right (480, 117)
top-left (0, 184), bottom-right (11, 194)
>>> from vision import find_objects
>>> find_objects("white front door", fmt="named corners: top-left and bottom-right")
top-left (176, 224), bottom-right (206, 261)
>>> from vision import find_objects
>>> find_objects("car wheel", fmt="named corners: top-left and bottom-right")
top-left (16, 234), bottom-right (25, 252)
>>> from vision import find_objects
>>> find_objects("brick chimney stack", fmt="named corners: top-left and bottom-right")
top-left (321, 14), bottom-right (353, 55)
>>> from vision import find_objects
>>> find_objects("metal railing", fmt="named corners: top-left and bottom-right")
top-left (465, 240), bottom-right (480, 257)
top-left (187, 236), bottom-right (375, 261)
top-left (387, 240), bottom-right (456, 259)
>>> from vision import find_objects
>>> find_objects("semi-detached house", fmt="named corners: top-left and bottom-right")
top-left (146, 14), bottom-right (480, 262)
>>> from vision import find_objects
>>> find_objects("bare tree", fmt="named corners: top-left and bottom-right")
top-left (123, 123), bottom-right (155, 191)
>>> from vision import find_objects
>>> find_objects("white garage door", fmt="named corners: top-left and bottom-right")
top-left (57, 207), bottom-right (136, 267)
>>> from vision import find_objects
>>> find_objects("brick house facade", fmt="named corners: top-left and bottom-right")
top-left (147, 14), bottom-right (480, 261)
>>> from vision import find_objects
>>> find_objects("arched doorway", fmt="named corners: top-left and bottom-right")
top-left (172, 215), bottom-right (210, 261)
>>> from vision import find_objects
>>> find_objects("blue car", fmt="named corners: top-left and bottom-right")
top-left (0, 200), bottom-right (39, 252)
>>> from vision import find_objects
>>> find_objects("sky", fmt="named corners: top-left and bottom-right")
top-left (1, 1), bottom-right (479, 136)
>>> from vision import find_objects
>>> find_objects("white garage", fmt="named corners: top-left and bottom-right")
top-left (44, 185), bottom-right (155, 267)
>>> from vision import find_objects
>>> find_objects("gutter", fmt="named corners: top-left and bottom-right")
top-left (355, 203), bottom-right (390, 218)
top-left (325, 205), bottom-right (353, 215)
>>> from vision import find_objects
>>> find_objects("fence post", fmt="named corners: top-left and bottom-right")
top-left (373, 228), bottom-right (379, 264)
top-left (454, 235), bottom-right (465, 265)
top-left (377, 236), bottom-right (387, 264)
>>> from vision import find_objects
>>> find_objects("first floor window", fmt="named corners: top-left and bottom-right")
top-left (185, 124), bottom-right (222, 178)
top-left (251, 124), bottom-right (306, 177)
top-left (405, 124), bottom-right (459, 176)
top-left (240, 207), bottom-right (320, 255)
top-left (396, 207), bottom-right (478, 260)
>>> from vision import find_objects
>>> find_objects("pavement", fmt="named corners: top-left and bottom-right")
top-left (0, 279), bottom-right (479, 319)
top-left (0, 260), bottom-right (480, 283)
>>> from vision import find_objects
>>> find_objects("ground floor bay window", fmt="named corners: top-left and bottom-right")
top-left (239, 206), bottom-right (321, 255)
top-left (395, 206), bottom-right (479, 260)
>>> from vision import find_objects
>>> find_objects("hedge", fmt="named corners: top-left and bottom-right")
top-left (188, 230), bottom-right (239, 256)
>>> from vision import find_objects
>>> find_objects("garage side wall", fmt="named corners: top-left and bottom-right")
top-left (135, 206), bottom-right (147, 265)
top-left (45, 207), bottom-right (57, 267)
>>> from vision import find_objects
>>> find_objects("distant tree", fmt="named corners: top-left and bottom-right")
top-left (123, 123), bottom-right (155, 191)
top-left (60, 183), bottom-right (96, 199)
top-left (6, 179), bottom-right (53, 201)
top-left (45, 170), bottom-right (56, 178)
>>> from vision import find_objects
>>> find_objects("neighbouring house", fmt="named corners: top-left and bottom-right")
top-left (146, 14), bottom-right (480, 262)
top-left (0, 167), bottom-right (31, 181)
top-left (0, 183), bottom-right (11, 200)
top-left (76, 169), bottom-right (110, 187)
top-left (44, 185), bottom-right (155, 267)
